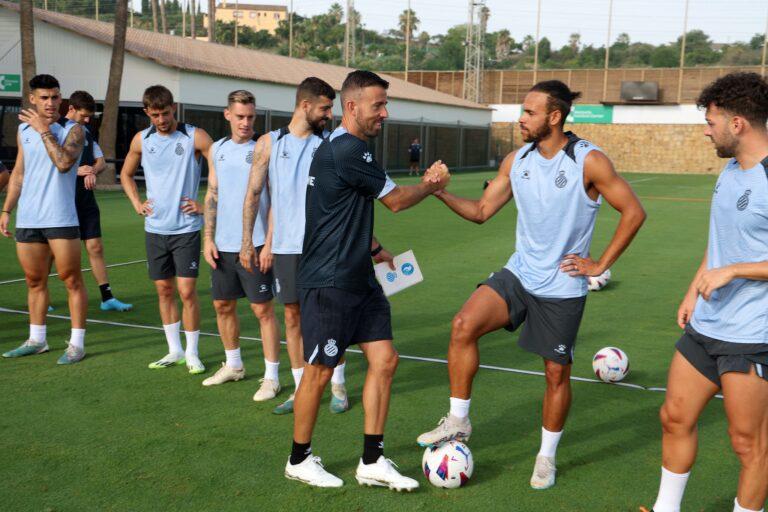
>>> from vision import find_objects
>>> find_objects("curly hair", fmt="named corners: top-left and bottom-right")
top-left (697, 72), bottom-right (768, 126)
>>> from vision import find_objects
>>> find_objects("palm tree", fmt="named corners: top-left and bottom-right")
top-left (159, 0), bottom-right (167, 34)
top-left (151, 0), bottom-right (159, 32)
top-left (190, 0), bottom-right (196, 38)
top-left (20, 0), bottom-right (36, 107)
top-left (99, 0), bottom-right (129, 186)
top-left (398, 9), bottom-right (419, 40)
top-left (207, 0), bottom-right (215, 41)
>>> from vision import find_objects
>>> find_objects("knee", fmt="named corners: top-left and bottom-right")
top-left (544, 363), bottom-right (569, 388)
top-left (305, 365), bottom-right (334, 386)
top-left (284, 305), bottom-right (301, 329)
top-left (728, 427), bottom-right (763, 464)
top-left (659, 398), bottom-right (696, 435)
top-left (451, 313), bottom-right (478, 344)
top-left (156, 282), bottom-right (175, 301)
top-left (370, 350), bottom-right (399, 379)
top-left (86, 239), bottom-right (104, 257)
top-left (178, 286), bottom-right (197, 304)
top-left (252, 302), bottom-right (275, 323)
top-left (26, 274), bottom-right (47, 290)
top-left (58, 271), bottom-right (84, 291)
top-left (213, 300), bottom-right (236, 317)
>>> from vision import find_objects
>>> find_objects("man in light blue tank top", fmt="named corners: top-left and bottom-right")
top-left (1, 74), bottom-right (88, 365)
top-left (200, 89), bottom-right (281, 400)
top-left (240, 77), bottom-right (352, 415)
top-left (121, 85), bottom-right (213, 375)
top-left (644, 73), bottom-right (768, 512)
top-left (417, 80), bottom-right (647, 490)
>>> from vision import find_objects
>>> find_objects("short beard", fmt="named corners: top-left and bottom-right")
top-left (713, 134), bottom-right (738, 159)
top-left (522, 122), bottom-right (552, 143)
top-left (306, 113), bottom-right (327, 133)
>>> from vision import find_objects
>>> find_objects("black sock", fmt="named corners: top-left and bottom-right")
top-left (99, 283), bottom-right (114, 302)
top-left (362, 434), bottom-right (384, 464)
top-left (290, 440), bottom-right (312, 465)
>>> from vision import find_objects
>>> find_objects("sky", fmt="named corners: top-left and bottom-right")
top-left (138, 0), bottom-right (768, 48)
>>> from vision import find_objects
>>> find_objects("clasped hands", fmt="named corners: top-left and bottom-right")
top-left (422, 160), bottom-right (450, 194)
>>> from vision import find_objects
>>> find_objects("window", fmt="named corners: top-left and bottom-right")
top-left (233, 10), bottom-right (242, 17)
top-left (274, 13), bottom-right (279, 19)
top-left (249, 11), bottom-right (256, 18)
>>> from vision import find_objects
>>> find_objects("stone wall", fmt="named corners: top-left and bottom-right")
top-left (491, 122), bottom-right (727, 174)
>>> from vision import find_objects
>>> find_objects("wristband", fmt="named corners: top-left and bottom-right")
top-left (370, 244), bottom-right (384, 257)
top-left (1, 210), bottom-right (10, 214)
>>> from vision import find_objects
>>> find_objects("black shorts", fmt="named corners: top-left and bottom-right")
top-left (409, 157), bottom-right (420, 164)
top-left (676, 325), bottom-right (768, 387)
top-left (482, 268), bottom-right (586, 365)
top-left (299, 286), bottom-right (393, 367)
top-left (145, 231), bottom-right (201, 280)
top-left (76, 205), bottom-right (102, 240)
top-left (273, 254), bottom-right (300, 304)
top-left (15, 226), bottom-right (80, 243)
top-left (211, 250), bottom-right (273, 303)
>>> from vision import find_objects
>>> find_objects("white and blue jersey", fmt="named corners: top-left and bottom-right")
top-left (267, 126), bottom-right (327, 254)
top-left (140, 123), bottom-right (202, 235)
top-left (690, 159), bottom-right (768, 344)
top-left (211, 136), bottom-right (269, 252)
top-left (16, 119), bottom-right (81, 229)
top-left (505, 133), bottom-right (602, 299)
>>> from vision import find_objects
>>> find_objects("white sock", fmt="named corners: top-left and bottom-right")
top-left (264, 359), bottom-right (279, 381)
top-left (331, 362), bottom-right (346, 385)
top-left (69, 328), bottom-right (85, 350)
top-left (163, 321), bottom-right (183, 356)
top-left (652, 466), bottom-right (690, 512)
top-left (29, 324), bottom-right (46, 344)
top-left (537, 427), bottom-right (563, 458)
top-left (449, 397), bottom-right (471, 419)
top-left (184, 330), bottom-right (200, 357)
top-left (225, 348), bottom-right (242, 369)
top-left (734, 498), bottom-right (763, 512)
top-left (291, 367), bottom-right (304, 390)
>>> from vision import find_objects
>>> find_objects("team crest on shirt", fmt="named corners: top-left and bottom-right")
top-left (280, 150), bottom-right (289, 159)
top-left (175, 143), bottom-right (184, 156)
top-left (737, 189), bottom-right (751, 211)
top-left (246, 151), bottom-right (253, 164)
top-left (148, 145), bottom-right (157, 154)
top-left (218, 153), bottom-right (225, 161)
top-left (521, 169), bottom-right (530, 180)
top-left (363, 152), bottom-right (373, 163)
top-left (555, 170), bottom-right (568, 189)
top-left (324, 339), bottom-right (339, 357)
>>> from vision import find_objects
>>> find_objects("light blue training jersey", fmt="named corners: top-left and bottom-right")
top-left (16, 119), bottom-right (81, 229)
top-left (140, 123), bottom-right (203, 235)
top-left (505, 133), bottom-right (602, 298)
top-left (690, 158), bottom-right (768, 344)
top-left (267, 126), bottom-right (326, 254)
top-left (211, 136), bottom-right (270, 252)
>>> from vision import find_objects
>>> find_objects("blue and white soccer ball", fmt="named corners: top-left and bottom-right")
top-left (592, 346), bottom-right (630, 383)
top-left (422, 441), bottom-right (474, 488)
top-left (588, 268), bottom-right (612, 291)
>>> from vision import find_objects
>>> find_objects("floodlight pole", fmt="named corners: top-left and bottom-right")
top-left (602, 0), bottom-right (613, 102)
top-left (533, 0), bottom-right (541, 85)
top-left (676, 0), bottom-right (690, 104)
top-left (405, 0), bottom-right (411, 81)
top-left (96, 0), bottom-right (99, 20)
top-left (289, 0), bottom-right (294, 58)
top-left (762, 4), bottom-right (768, 77)
top-left (234, 0), bottom-right (238, 47)
top-left (344, 0), bottom-right (352, 66)
top-left (182, 0), bottom-right (186, 37)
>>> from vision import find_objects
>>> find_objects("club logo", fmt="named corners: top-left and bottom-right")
top-left (280, 150), bottom-right (289, 159)
top-left (401, 263), bottom-right (414, 276)
top-left (521, 170), bottom-right (530, 180)
top-left (554, 344), bottom-right (567, 355)
top-left (324, 339), bottom-right (339, 357)
top-left (24, 137), bottom-right (31, 144)
top-left (148, 145), bottom-right (157, 154)
top-left (218, 153), bottom-right (225, 161)
top-left (737, 189), bottom-right (751, 211)
top-left (555, 170), bottom-right (567, 189)
top-left (363, 152), bottom-right (373, 163)
top-left (175, 143), bottom-right (184, 156)
top-left (259, 284), bottom-right (269, 293)
top-left (246, 151), bottom-right (253, 164)
top-left (386, 271), bottom-right (397, 282)
top-left (308, 176), bottom-right (316, 187)
top-left (189, 260), bottom-right (198, 270)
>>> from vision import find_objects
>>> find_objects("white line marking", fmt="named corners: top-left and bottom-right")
top-left (0, 306), bottom-right (723, 399)
top-left (0, 258), bottom-right (147, 285)
top-left (627, 177), bottom-right (658, 185)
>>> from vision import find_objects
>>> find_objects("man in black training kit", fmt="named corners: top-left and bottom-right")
top-left (284, 70), bottom-right (449, 489)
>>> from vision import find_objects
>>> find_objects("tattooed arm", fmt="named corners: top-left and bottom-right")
top-left (18, 109), bottom-right (84, 173)
top-left (1, 133), bottom-right (24, 237)
top-left (239, 134), bottom-right (271, 272)
top-left (203, 144), bottom-right (220, 269)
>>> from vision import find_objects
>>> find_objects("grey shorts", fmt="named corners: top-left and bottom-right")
top-left (273, 253), bottom-right (300, 304)
top-left (482, 268), bottom-right (587, 365)
top-left (15, 226), bottom-right (80, 243)
top-left (676, 325), bottom-right (768, 387)
top-left (211, 250), bottom-right (273, 303)
top-left (145, 231), bottom-right (201, 280)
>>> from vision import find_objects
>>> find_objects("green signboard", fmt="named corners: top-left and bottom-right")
top-left (566, 105), bottom-right (613, 124)
top-left (0, 74), bottom-right (21, 93)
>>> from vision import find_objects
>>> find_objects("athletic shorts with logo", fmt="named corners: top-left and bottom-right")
top-left (676, 324), bottom-right (768, 387)
top-left (273, 253), bottom-right (300, 304)
top-left (145, 231), bottom-right (201, 280)
top-left (211, 249), bottom-right (273, 303)
top-left (299, 285), bottom-right (393, 367)
top-left (15, 226), bottom-right (80, 243)
top-left (482, 268), bottom-right (586, 365)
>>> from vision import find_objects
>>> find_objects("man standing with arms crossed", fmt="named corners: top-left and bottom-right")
top-left (1, 74), bottom-right (88, 364)
top-left (121, 85), bottom-right (212, 374)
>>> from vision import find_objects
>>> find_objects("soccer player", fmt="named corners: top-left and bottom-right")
top-left (408, 138), bottom-right (421, 176)
top-left (240, 77), bottom-right (350, 414)
top-left (416, 80), bottom-right (646, 490)
top-left (0, 74), bottom-right (88, 364)
top-left (201, 89), bottom-right (281, 395)
top-left (281, 70), bottom-right (449, 489)
top-left (642, 73), bottom-right (768, 512)
top-left (63, 90), bottom-right (132, 312)
top-left (121, 85), bottom-right (212, 374)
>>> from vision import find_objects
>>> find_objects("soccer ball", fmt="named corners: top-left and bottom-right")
top-left (588, 268), bottom-right (612, 291)
top-left (592, 347), bottom-right (630, 383)
top-left (422, 441), bottom-right (474, 488)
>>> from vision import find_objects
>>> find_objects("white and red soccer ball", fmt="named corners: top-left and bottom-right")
top-left (588, 268), bottom-right (612, 291)
top-left (592, 347), bottom-right (630, 383)
top-left (422, 441), bottom-right (474, 488)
